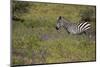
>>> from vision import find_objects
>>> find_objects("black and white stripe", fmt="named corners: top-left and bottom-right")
top-left (56, 16), bottom-right (91, 34)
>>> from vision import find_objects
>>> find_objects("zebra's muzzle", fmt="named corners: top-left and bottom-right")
top-left (56, 27), bottom-right (59, 30)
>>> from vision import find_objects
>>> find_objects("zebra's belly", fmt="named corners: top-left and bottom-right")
top-left (69, 30), bottom-right (78, 34)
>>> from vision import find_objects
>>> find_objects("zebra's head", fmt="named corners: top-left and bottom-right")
top-left (56, 16), bottom-right (64, 30)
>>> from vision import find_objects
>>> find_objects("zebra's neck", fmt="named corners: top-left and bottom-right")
top-left (61, 18), bottom-right (71, 28)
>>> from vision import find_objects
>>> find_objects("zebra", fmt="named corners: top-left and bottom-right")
top-left (56, 16), bottom-right (91, 34)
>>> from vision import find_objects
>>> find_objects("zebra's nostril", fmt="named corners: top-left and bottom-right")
top-left (56, 27), bottom-right (59, 30)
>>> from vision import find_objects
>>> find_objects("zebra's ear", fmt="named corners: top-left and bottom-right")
top-left (59, 16), bottom-right (62, 19)
top-left (57, 16), bottom-right (62, 20)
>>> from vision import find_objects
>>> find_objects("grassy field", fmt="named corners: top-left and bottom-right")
top-left (12, 1), bottom-right (96, 65)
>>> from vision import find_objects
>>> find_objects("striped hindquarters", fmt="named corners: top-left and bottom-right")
top-left (77, 22), bottom-right (91, 33)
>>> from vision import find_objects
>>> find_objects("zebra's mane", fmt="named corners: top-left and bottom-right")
top-left (61, 17), bottom-right (77, 26)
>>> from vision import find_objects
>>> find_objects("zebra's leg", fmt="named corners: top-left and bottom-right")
top-left (67, 31), bottom-right (70, 34)
top-left (83, 31), bottom-right (87, 35)
top-left (82, 31), bottom-right (92, 41)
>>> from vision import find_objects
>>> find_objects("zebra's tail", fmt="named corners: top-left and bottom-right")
top-left (78, 22), bottom-right (91, 32)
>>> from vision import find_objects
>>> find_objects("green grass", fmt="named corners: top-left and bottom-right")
top-left (12, 2), bottom-right (96, 65)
